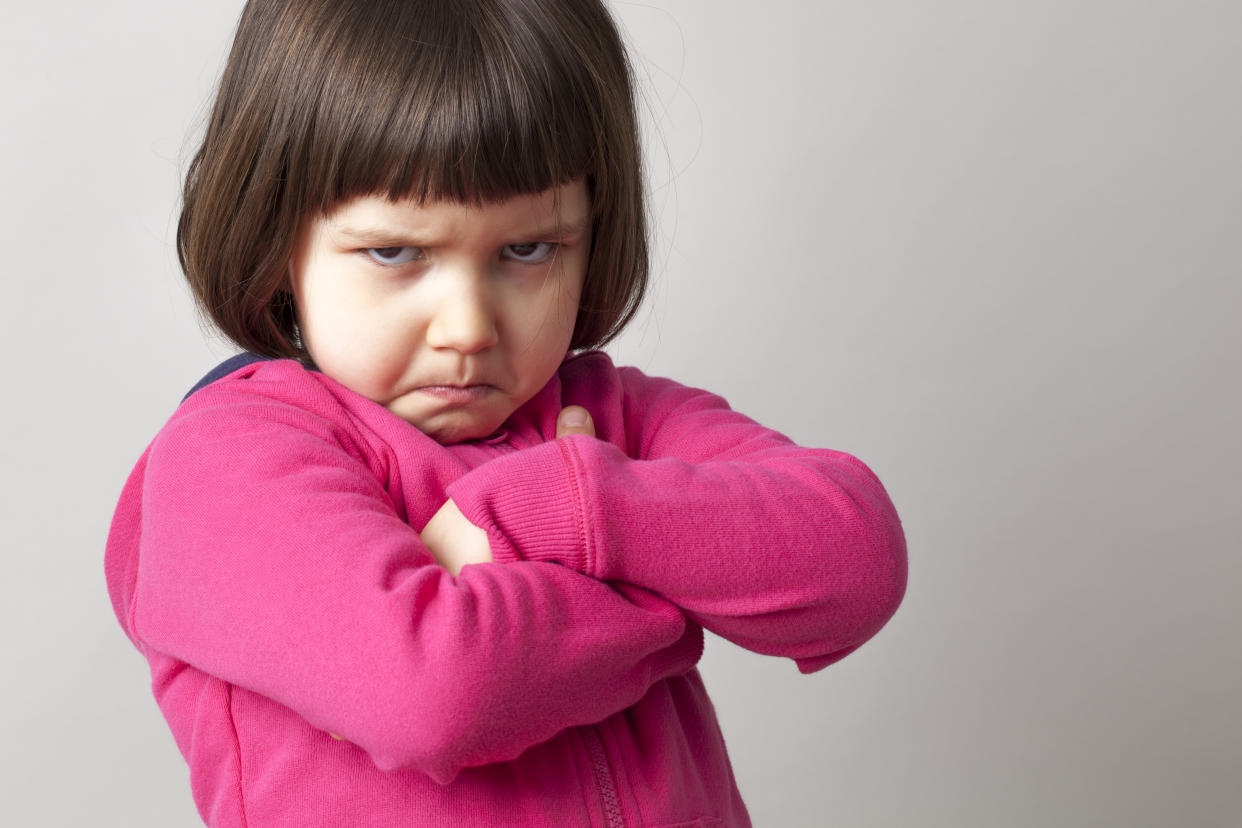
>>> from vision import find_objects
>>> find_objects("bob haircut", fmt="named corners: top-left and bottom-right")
top-left (178, 0), bottom-right (647, 358)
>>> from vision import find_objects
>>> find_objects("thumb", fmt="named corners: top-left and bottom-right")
top-left (556, 405), bottom-right (596, 439)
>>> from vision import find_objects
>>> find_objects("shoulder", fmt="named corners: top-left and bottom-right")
top-left (156, 357), bottom-right (403, 483)
top-left (180, 356), bottom-right (339, 413)
top-left (555, 349), bottom-right (698, 417)
top-left (557, 351), bottom-right (744, 457)
top-left (558, 350), bottom-right (718, 407)
top-left (172, 358), bottom-right (345, 438)
top-left (557, 349), bottom-right (618, 389)
top-left (106, 358), bottom-right (413, 638)
top-left (182, 352), bottom-right (271, 400)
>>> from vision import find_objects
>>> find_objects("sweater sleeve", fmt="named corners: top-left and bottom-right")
top-left (448, 365), bottom-right (907, 673)
top-left (127, 382), bottom-right (702, 785)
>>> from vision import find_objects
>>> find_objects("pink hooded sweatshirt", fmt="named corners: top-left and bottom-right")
top-left (105, 351), bottom-right (906, 827)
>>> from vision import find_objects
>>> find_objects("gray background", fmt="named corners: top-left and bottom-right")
top-left (2, 1), bottom-right (1239, 825)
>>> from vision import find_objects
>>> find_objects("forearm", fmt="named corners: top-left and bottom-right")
top-left (447, 368), bottom-right (907, 671)
top-left (565, 435), bottom-right (907, 668)
top-left (136, 496), bottom-right (701, 782)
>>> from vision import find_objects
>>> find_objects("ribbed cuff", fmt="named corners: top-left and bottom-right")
top-left (446, 439), bottom-right (590, 574)
top-left (651, 622), bottom-right (705, 679)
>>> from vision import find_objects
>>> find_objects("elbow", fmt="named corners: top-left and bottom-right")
top-left (355, 707), bottom-right (472, 784)
top-left (365, 726), bottom-right (463, 785)
top-left (845, 497), bottom-right (908, 644)
top-left (865, 526), bottom-right (908, 633)
top-left (797, 524), bottom-right (906, 675)
top-left (841, 454), bottom-right (909, 636)
top-left (343, 680), bottom-right (493, 784)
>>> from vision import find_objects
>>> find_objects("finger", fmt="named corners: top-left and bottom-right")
top-left (556, 405), bottom-right (595, 439)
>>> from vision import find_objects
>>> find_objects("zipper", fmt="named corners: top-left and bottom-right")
top-left (582, 725), bottom-right (624, 828)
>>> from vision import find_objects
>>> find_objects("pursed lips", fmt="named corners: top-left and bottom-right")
top-left (413, 384), bottom-right (496, 403)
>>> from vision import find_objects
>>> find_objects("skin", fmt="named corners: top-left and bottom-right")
top-left (288, 181), bottom-right (597, 574)
top-left (421, 406), bottom-right (596, 575)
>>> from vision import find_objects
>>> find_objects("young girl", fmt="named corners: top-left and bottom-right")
top-left (105, 1), bottom-right (907, 825)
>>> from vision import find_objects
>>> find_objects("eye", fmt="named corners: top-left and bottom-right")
top-left (502, 242), bottom-right (557, 264)
top-left (364, 246), bottom-right (422, 266)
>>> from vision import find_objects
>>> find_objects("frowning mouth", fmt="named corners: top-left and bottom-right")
top-left (414, 384), bottom-right (496, 403)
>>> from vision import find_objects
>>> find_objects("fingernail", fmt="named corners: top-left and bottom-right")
top-left (561, 407), bottom-right (589, 427)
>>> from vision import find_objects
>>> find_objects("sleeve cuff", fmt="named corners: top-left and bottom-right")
top-left (651, 622), bottom-right (705, 679)
top-left (446, 438), bottom-right (591, 574)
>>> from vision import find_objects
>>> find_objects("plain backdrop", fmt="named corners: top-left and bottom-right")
top-left (2, 1), bottom-right (1239, 826)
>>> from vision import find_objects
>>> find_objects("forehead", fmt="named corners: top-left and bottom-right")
top-left (321, 180), bottom-right (591, 241)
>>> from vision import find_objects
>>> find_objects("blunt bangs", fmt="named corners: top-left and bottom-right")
top-left (295, 2), bottom-right (601, 210)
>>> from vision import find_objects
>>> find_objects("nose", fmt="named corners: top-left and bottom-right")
top-left (425, 272), bottom-right (500, 355)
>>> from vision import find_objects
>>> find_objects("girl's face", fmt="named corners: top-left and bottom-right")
top-left (290, 181), bottom-right (590, 444)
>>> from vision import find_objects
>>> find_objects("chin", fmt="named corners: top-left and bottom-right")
top-left (384, 394), bottom-right (510, 444)
top-left (424, 426), bottom-right (486, 445)
top-left (409, 413), bottom-right (502, 445)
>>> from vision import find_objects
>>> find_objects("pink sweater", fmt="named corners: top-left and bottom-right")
top-left (105, 351), bottom-right (906, 827)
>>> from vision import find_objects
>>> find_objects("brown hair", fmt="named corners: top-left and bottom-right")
top-left (178, 0), bottom-right (648, 358)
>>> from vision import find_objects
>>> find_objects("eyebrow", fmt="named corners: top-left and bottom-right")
top-left (331, 215), bottom-right (590, 246)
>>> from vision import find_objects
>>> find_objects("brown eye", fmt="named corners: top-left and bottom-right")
top-left (502, 242), bottom-right (555, 263)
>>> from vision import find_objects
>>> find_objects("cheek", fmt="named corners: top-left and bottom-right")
top-left (501, 283), bottom-right (579, 385)
top-left (298, 281), bottom-right (415, 392)
top-left (540, 277), bottom-right (584, 348)
top-left (538, 278), bottom-right (584, 366)
top-left (550, 252), bottom-right (587, 327)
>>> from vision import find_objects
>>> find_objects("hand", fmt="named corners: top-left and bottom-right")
top-left (556, 405), bottom-right (596, 439)
top-left (420, 498), bottom-right (492, 576)
top-left (420, 406), bottom-right (593, 576)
